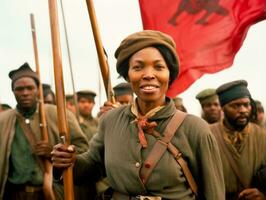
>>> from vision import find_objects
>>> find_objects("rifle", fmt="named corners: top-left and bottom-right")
top-left (30, 13), bottom-right (56, 200)
top-left (58, 0), bottom-right (80, 122)
top-left (85, 0), bottom-right (115, 103)
top-left (47, 0), bottom-right (74, 199)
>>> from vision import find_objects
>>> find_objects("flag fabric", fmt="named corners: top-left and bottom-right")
top-left (139, 0), bottom-right (266, 97)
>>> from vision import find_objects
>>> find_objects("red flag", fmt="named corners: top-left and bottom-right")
top-left (139, 0), bottom-right (266, 97)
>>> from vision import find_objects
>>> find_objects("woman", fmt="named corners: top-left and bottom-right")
top-left (51, 30), bottom-right (225, 200)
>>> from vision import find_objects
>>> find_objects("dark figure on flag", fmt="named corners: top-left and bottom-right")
top-left (168, 0), bottom-right (229, 25)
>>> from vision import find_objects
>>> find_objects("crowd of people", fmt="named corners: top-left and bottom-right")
top-left (0, 30), bottom-right (265, 200)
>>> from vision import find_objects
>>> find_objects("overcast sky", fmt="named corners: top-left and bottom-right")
top-left (1, 0), bottom-right (266, 116)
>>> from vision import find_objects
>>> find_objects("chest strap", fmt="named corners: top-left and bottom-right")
top-left (139, 110), bottom-right (198, 195)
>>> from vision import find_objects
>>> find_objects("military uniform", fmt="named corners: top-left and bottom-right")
top-left (0, 104), bottom-right (90, 200)
top-left (210, 122), bottom-right (266, 199)
top-left (210, 80), bottom-right (266, 200)
top-left (80, 115), bottom-right (98, 138)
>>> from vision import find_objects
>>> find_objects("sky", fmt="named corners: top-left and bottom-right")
top-left (0, 0), bottom-right (266, 116)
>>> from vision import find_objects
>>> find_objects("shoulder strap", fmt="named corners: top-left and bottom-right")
top-left (140, 110), bottom-right (197, 195)
top-left (16, 113), bottom-right (38, 149)
top-left (16, 113), bottom-right (45, 171)
top-left (212, 123), bottom-right (247, 189)
top-left (140, 111), bottom-right (185, 184)
top-left (16, 112), bottom-right (56, 200)
top-left (167, 140), bottom-right (198, 195)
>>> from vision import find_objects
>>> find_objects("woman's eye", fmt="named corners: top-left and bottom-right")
top-left (132, 65), bottom-right (142, 70)
top-left (155, 64), bottom-right (166, 70)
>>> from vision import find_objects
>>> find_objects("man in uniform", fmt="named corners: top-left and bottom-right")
top-left (77, 90), bottom-right (98, 137)
top-left (210, 80), bottom-right (266, 200)
top-left (172, 96), bottom-right (187, 112)
top-left (0, 63), bottom-right (94, 200)
top-left (65, 94), bottom-right (77, 115)
top-left (196, 88), bottom-right (222, 124)
top-left (113, 82), bottom-right (133, 105)
top-left (42, 83), bottom-right (56, 105)
top-left (252, 100), bottom-right (266, 129)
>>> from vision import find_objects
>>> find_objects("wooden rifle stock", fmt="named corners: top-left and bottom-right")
top-left (47, 1), bottom-right (74, 200)
top-left (85, 0), bottom-right (115, 103)
top-left (30, 13), bottom-right (56, 200)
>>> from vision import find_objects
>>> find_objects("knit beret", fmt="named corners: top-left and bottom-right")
top-left (9, 62), bottom-right (39, 89)
top-left (115, 30), bottom-right (179, 82)
top-left (216, 80), bottom-right (251, 106)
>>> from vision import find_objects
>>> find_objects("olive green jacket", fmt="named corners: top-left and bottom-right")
top-left (75, 101), bottom-right (225, 200)
top-left (0, 104), bottom-right (89, 199)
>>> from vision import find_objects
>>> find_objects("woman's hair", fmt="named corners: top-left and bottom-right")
top-left (118, 44), bottom-right (179, 86)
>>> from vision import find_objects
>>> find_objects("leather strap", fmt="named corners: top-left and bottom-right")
top-left (140, 110), bottom-right (198, 195)
top-left (16, 113), bottom-right (55, 200)
top-left (16, 113), bottom-right (45, 172)
top-left (167, 142), bottom-right (198, 195)
top-left (212, 123), bottom-right (247, 189)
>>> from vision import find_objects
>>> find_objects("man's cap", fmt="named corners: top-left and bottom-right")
top-left (196, 88), bottom-right (218, 105)
top-left (9, 62), bottom-right (39, 88)
top-left (66, 94), bottom-right (74, 101)
top-left (42, 83), bottom-right (53, 96)
top-left (216, 80), bottom-right (251, 106)
top-left (173, 96), bottom-right (183, 105)
top-left (76, 90), bottom-right (96, 101)
top-left (42, 83), bottom-right (51, 91)
top-left (113, 82), bottom-right (133, 97)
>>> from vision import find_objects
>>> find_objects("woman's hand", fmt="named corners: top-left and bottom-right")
top-left (51, 143), bottom-right (76, 169)
top-left (97, 101), bottom-right (120, 118)
top-left (239, 188), bottom-right (266, 200)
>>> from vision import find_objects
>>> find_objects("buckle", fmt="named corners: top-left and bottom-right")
top-left (175, 152), bottom-right (182, 159)
top-left (134, 196), bottom-right (162, 200)
top-left (25, 185), bottom-right (42, 193)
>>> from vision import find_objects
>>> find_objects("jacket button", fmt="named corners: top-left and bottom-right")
top-left (135, 162), bottom-right (140, 168)
top-left (145, 163), bottom-right (151, 168)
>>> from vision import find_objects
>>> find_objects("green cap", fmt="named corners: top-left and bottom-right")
top-left (196, 88), bottom-right (217, 105)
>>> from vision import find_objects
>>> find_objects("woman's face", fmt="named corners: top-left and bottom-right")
top-left (128, 47), bottom-right (170, 107)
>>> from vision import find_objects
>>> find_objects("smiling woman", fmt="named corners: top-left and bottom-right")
top-left (127, 47), bottom-right (170, 114)
top-left (51, 30), bottom-right (225, 200)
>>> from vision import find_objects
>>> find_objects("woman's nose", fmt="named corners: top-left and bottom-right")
top-left (142, 68), bottom-right (155, 80)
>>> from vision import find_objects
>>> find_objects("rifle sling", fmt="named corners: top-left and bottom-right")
top-left (140, 110), bottom-right (198, 195)
top-left (16, 113), bottom-right (45, 172)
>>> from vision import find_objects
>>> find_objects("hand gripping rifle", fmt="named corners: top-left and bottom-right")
top-left (47, 0), bottom-right (74, 199)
